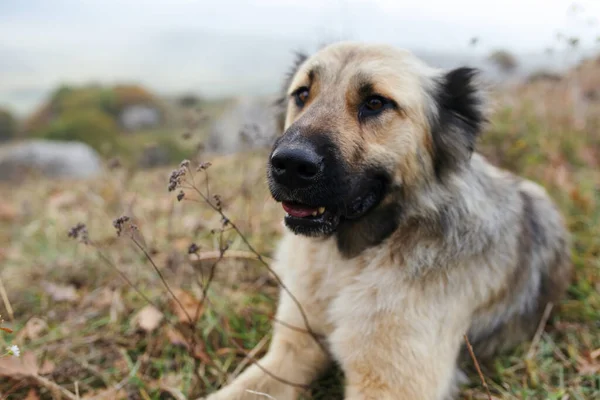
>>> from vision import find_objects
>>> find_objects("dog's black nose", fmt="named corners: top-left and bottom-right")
top-left (270, 146), bottom-right (323, 188)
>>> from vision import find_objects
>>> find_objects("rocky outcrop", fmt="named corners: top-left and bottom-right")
top-left (205, 96), bottom-right (280, 154)
top-left (0, 140), bottom-right (102, 181)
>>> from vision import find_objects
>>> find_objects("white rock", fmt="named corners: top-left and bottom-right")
top-left (0, 139), bottom-right (102, 181)
top-left (206, 95), bottom-right (279, 154)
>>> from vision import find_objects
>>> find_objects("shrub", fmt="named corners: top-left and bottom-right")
top-left (36, 109), bottom-right (118, 154)
top-left (24, 84), bottom-right (160, 136)
top-left (0, 108), bottom-right (16, 141)
top-left (488, 49), bottom-right (519, 75)
top-left (137, 135), bottom-right (192, 168)
top-left (113, 85), bottom-right (156, 111)
top-left (52, 86), bottom-right (117, 116)
top-left (178, 94), bottom-right (202, 108)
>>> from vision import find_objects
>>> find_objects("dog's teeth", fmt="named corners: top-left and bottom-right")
top-left (311, 211), bottom-right (318, 217)
top-left (318, 207), bottom-right (326, 214)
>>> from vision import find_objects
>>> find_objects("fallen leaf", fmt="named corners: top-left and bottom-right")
top-left (132, 305), bottom-right (163, 333)
top-left (192, 343), bottom-right (213, 364)
top-left (164, 327), bottom-right (210, 363)
top-left (166, 327), bottom-right (189, 349)
top-left (0, 351), bottom-right (38, 378)
top-left (171, 289), bottom-right (203, 324)
top-left (577, 355), bottom-right (600, 375)
top-left (577, 361), bottom-right (600, 375)
top-left (38, 359), bottom-right (55, 375)
top-left (82, 287), bottom-right (113, 308)
top-left (17, 317), bottom-right (48, 341)
top-left (0, 201), bottom-right (18, 222)
top-left (41, 281), bottom-right (79, 302)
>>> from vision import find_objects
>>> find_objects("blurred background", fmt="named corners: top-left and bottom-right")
top-left (0, 1), bottom-right (599, 399)
top-left (1, 0), bottom-right (599, 168)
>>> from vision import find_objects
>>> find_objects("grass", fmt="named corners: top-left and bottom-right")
top-left (1, 62), bottom-right (599, 399)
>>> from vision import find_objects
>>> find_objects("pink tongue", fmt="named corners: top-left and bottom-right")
top-left (282, 202), bottom-right (318, 218)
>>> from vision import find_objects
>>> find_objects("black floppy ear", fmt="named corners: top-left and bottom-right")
top-left (430, 67), bottom-right (487, 179)
top-left (273, 51), bottom-right (308, 133)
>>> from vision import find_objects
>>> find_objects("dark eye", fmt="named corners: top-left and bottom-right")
top-left (359, 95), bottom-right (392, 121)
top-left (366, 97), bottom-right (383, 111)
top-left (293, 87), bottom-right (310, 107)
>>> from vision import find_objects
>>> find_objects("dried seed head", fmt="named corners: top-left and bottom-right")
top-left (168, 168), bottom-right (186, 192)
top-left (113, 216), bottom-right (130, 237)
top-left (197, 162), bottom-right (212, 171)
top-left (213, 194), bottom-right (222, 210)
top-left (180, 159), bottom-right (190, 169)
top-left (177, 190), bottom-right (185, 202)
top-left (188, 243), bottom-right (200, 254)
top-left (68, 223), bottom-right (89, 244)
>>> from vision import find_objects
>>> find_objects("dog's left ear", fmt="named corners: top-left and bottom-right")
top-left (429, 67), bottom-right (488, 179)
top-left (273, 51), bottom-right (309, 133)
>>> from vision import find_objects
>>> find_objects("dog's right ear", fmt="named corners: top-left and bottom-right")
top-left (274, 51), bottom-right (308, 132)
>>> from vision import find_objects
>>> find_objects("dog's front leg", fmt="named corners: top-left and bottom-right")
top-left (330, 286), bottom-right (468, 400)
top-left (204, 290), bottom-right (330, 400)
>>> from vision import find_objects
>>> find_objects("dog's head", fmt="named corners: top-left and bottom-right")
top-left (267, 42), bottom-right (487, 251)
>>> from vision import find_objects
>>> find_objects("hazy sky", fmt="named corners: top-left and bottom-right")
top-left (1, 0), bottom-right (599, 114)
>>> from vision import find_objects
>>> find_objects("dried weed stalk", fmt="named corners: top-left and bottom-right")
top-left (67, 157), bottom-right (325, 397)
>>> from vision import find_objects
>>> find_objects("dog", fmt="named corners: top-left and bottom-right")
top-left (204, 41), bottom-right (572, 400)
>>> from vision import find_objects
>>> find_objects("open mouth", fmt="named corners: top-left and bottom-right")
top-left (280, 201), bottom-right (339, 236)
top-left (282, 203), bottom-right (326, 219)
top-left (279, 180), bottom-right (386, 236)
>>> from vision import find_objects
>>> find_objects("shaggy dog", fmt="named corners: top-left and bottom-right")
top-left (205, 42), bottom-right (572, 400)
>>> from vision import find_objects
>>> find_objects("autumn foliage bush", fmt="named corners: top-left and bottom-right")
top-left (24, 84), bottom-right (162, 154)
top-left (0, 109), bottom-right (17, 141)
top-left (35, 108), bottom-right (119, 154)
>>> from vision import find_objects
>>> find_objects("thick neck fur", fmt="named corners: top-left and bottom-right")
top-left (333, 153), bottom-right (521, 273)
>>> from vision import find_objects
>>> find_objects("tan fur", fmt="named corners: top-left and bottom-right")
top-left (204, 42), bottom-right (572, 400)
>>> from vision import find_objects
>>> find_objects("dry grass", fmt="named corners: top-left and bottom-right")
top-left (0, 63), bottom-right (599, 399)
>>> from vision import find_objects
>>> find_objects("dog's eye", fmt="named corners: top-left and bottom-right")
top-left (359, 95), bottom-right (392, 121)
top-left (293, 87), bottom-right (310, 107)
top-left (366, 98), bottom-right (383, 111)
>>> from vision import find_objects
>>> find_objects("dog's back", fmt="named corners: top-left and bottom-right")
top-left (464, 154), bottom-right (572, 360)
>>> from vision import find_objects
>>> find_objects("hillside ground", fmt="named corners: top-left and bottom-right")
top-left (1, 61), bottom-right (599, 399)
